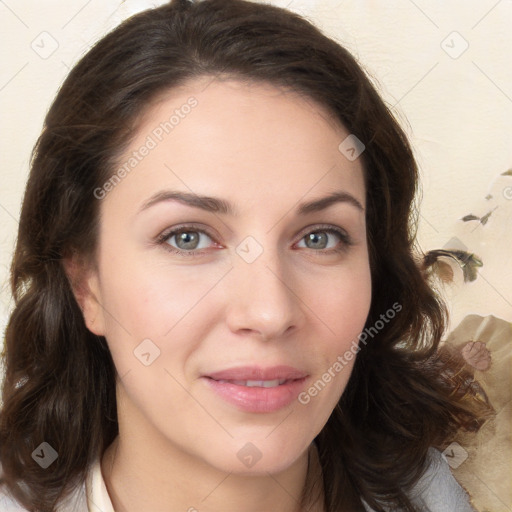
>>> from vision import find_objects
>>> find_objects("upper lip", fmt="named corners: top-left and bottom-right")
top-left (204, 365), bottom-right (308, 381)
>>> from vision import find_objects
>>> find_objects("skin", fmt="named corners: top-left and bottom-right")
top-left (71, 78), bottom-right (372, 512)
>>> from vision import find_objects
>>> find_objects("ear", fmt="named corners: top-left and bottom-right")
top-left (62, 251), bottom-right (106, 337)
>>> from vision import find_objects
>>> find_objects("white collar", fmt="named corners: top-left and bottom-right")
top-left (85, 459), bottom-right (115, 512)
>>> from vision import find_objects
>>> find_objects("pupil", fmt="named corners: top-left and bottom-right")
top-left (177, 231), bottom-right (198, 249)
top-left (307, 232), bottom-right (327, 249)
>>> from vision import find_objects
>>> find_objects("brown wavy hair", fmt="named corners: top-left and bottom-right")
top-left (0, 0), bottom-right (494, 510)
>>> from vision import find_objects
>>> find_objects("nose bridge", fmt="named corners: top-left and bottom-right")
top-left (226, 240), bottom-right (302, 339)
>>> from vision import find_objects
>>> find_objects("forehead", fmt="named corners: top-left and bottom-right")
top-left (103, 78), bottom-right (366, 219)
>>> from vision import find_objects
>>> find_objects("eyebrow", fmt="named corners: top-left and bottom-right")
top-left (138, 190), bottom-right (364, 216)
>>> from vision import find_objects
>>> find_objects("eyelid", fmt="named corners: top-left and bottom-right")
top-left (294, 223), bottom-right (351, 242)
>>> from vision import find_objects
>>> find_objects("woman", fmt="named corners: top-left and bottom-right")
top-left (0, 0), bottom-right (492, 510)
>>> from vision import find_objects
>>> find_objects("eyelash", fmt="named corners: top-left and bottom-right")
top-left (155, 223), bottom-right (354, 258)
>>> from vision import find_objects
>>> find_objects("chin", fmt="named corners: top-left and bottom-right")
top-left (200, 437), bottom-right (309, 477)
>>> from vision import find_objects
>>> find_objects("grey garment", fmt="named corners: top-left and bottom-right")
top-left (0, 447), bottom-right (476, 512)
top-left (363, 448), bottom-right (477, 512)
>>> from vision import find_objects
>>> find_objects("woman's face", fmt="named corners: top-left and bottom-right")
top-left (80, 78), bottom-right (371, 475)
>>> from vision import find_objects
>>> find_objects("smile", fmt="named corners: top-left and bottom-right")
top-left (202, 366), bottom-right (309, 413)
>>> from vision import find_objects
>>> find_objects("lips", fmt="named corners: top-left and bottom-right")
top-left (202, 365), bottom-right (309, 413)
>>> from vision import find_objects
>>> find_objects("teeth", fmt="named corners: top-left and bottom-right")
top-left (246, 379), bottom-right (283, 388)
top-left (218, 379), bottom-right (287, 387)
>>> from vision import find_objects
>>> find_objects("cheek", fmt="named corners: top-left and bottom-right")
top-left (98, 252), bottom-right (227, 339)
top-left (96, 260), bottom-right (213, 419)
top-left (95, 249), bottom-right (234, 390)
top-left (305, 263), bottom-right (371, 394)
top-left (312, 262), bottom-right (372, 342)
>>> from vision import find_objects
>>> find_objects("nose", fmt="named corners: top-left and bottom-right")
top-left (224, 248), bottom-right (304, 341)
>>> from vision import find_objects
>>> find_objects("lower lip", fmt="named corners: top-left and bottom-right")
top-left (202, 377), bottom-right (307, 413)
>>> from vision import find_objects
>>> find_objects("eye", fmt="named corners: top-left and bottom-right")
top-left (295, 225), bottom-right (353, 253)
top-left (155, 223), bottom-right (353, 257)
top-left (156, 225), bottom-right (218, 256)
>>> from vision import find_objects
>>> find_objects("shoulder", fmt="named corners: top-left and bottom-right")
top-left (363, 447), bottom-right (476, 512)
